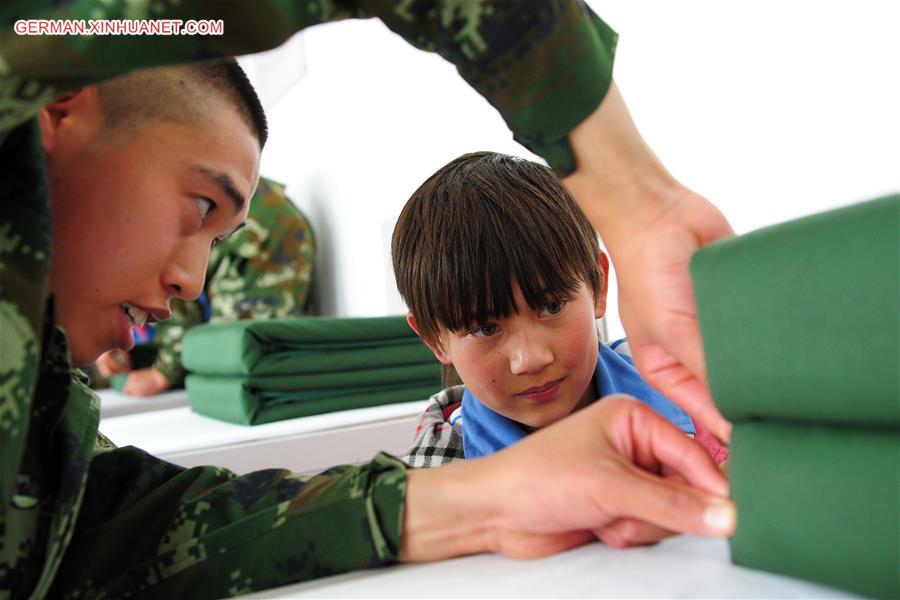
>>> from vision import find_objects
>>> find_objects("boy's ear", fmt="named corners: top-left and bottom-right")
top-left (594, 251), bottom-right (610, 319)
top-left (39, 87), bottom-right (103, 156)
top-left (406, 312), bottom-right (452, 365)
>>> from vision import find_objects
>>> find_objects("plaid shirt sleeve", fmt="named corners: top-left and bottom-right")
top-left (404, 386), bottom-right (466, 468)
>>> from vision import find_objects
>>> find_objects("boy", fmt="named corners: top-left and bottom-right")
top-left (393, 151), bottom-right (726, 467)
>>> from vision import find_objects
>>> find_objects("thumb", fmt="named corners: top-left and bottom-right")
top-left (615, 467), bottom-right (736, 538)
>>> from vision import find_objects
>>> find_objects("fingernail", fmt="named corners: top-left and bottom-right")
top-left (703, 502), bottom-right (736, 535)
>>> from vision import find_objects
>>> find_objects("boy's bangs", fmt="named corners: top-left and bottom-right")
top-left (427, 187), bottom-right (590, 334)
top-left (393, 151), bottom-right (601, 347)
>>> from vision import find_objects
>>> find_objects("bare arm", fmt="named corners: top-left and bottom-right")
top-left (399, 396), bottom-right (736, 561)
top-left (563, 83), bottom-right (734, 442)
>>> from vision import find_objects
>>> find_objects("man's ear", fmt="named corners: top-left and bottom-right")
top-left (39, 88), bottom-right (103, 156)
top-left (406, 312), bottom-right (452, 365)
top-left (594, 251), bottom-right (610, 319)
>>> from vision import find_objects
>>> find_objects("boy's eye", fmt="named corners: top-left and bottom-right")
top-left (540, 299), bottom-right (566, 317)
top-left (470, 323), bottom-right (499, 339)
top-left (195, 197), bottom-right (216, 221)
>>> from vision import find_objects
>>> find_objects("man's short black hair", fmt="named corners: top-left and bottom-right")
top-left (97, 58), bottom-right (268, 149)
top-left (194, 59), bottom-right (268, 148)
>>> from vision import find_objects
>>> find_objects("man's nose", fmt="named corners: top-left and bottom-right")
top-left (160, 242), bottom-right (210, 301)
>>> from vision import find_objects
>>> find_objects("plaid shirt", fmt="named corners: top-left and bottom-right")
top-left (405, 386), bottom-right (466, 468)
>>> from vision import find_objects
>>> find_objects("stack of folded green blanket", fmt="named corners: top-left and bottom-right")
top-left (691, 194), bottom-right (899, 598)
top-left (182, 315), bottom-right (443, 425)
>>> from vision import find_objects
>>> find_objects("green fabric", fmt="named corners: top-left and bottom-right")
top-left (187, 375), bottom-right (442, 425)
top-left (182, 315), bottom-right (432, 376)
top-left (191, 363), bottom-right (441, 392)
top-left (691, 194), bottom-right (900, 598)
top-left (692, 194), bottom-right (900, 426)
top-left (730, 423), bottom-right (899, 599)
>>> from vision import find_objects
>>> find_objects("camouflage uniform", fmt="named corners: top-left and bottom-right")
top-left (0, 1), bottom-right (617, 598)
top-left (152, 177), bottom-right (316, 386)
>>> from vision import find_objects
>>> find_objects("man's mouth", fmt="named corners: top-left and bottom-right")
top-left (122, 302), bottom-right (149, 327)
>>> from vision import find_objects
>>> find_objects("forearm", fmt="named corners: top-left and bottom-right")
top-left (563, 82), bottom-right (683, 242)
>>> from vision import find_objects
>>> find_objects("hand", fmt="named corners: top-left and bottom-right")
top-left (598, 466), bottom-right (688, 548)
top-left (563, 83), bottom-right (734, 442)
top-left (611, 189), bottom-right (734, 443)
top-left (400, 395), bottom-right (735, 562)
top-left (95, 349), bottom-right (131, 378)
top-left (122, 368), bottom-right (171, 396)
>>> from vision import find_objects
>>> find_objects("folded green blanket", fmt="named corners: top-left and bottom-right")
top-left (692, 194), bottom-right (900, 427)
top-left (692, 194), bottom-right (900, 598)
top-left (182, 315), bottom-right (433, 376)
top-left (188, 363), bottom-right (441, 392)
top-left (187, 375), bottom-right (441, 425)
top-left (730, 422), bottom-right (899, 599)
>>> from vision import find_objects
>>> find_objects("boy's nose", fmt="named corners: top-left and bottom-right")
top-left (508, 330), bottom-right (554, 375)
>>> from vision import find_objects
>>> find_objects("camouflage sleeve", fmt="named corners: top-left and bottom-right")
top-left (0, 0), bottom-right (616, 174)
top-left (150, 298), bottom-right (205, 385)
top-left (50, 446), bottom-right (407, 598)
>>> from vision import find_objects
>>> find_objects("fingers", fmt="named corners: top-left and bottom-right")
top-left (632, 343), bottom-right (732, 444)
top-left (121, 368), bottom-right (169, 396)
top-left (613, 465), bottom-right (735, 538)
top-left (597, 518), bottom-right (675, 548)
top-left (497, 530), bottom-right (596, 559)
top-left (598, 398), bottom-right (735, 537)
top-left (632, 400), bottom-right (729, 498)
top-left (96, 350), bottom-right (130, 377)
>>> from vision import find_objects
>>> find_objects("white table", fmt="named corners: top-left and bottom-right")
top-left (100, 400), bottom-right (429, 474)
top-left (97, 388), bottom-right (191, 418)
top-left (244, 536), bottom-right (856, 599)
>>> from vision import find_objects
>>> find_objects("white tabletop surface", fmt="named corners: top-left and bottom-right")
top-left (97, 388), bottom-right (190, 418)
top-left (100, 399), bottom-right (430, 455)
top-left (244, 536), bottom-right (856, 599)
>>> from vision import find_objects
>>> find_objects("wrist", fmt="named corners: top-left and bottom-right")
top-left (562, 82), bottom-right (688, 242)
top-left (399, 459), bottom-right (503, 562)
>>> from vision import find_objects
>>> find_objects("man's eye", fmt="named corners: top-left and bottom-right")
top-left (195, 197), bottom-right (216, 221)
top-left (540, 299), bottom-right (566, 317)
top-left (470, 323), bottom-right (499, 339)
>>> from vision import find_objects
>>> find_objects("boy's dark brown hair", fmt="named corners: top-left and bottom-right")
top-left (392, 151), bottom-right (601, 355)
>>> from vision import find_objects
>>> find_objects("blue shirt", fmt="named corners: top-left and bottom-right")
top-left (461, 339), bottom-right (695, 459)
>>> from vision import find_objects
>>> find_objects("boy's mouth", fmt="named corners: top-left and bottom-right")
top-left (518, 378), bottom-right (563, 396)
top-left (121, 302), bottom-right (149, 327)
top-left (516, 378), bottom-right (564, 403)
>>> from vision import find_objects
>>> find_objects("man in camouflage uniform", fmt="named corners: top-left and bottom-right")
top-left (0, 2), bottom-right (735, 599)
top-left (95, 177), bottom-right (316, 395)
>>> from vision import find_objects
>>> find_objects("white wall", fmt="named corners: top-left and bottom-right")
top-left (250, 1), bottom-right (899, 339)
